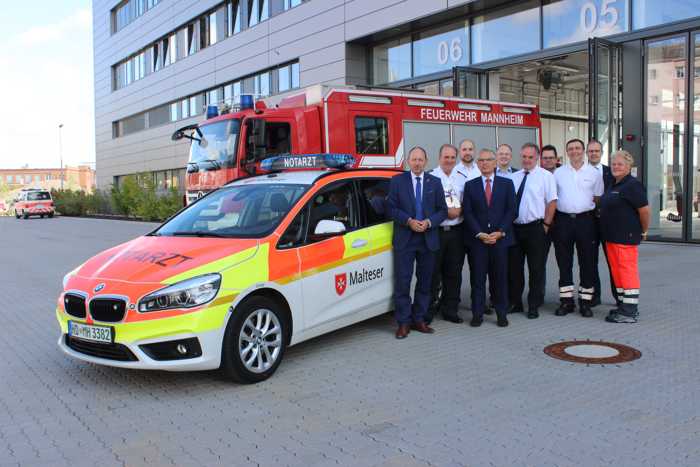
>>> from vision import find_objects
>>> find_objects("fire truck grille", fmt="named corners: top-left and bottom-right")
top-left (89, 298), bottom-right (127, 322)
top-left (64, 294), bottom-right (86, 318)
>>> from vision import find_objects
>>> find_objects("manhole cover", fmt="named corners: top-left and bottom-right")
top-left (543, 340), bottom-right (641, 364)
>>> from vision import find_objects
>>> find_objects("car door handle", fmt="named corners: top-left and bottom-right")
top-left (351, 239), bottom-right (368, 249)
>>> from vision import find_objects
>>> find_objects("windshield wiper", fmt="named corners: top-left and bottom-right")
top-left (169, 231), bottom-right (227, 238)
top-left (202, 159), bottom-right (222, 169)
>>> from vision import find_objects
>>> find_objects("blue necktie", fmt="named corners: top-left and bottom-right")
top-left (415, 176), bottom-right (424, 221)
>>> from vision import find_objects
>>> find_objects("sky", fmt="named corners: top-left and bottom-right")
top-left (0, 1), bottom-right (94, 169)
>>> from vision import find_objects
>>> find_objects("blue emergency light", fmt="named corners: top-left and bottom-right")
top-left (206, 105), bottom-right (219, 119)
top-left (240, 94), bottom-right (254, 110)
top-left (260, 154), bottom-right (356, 172)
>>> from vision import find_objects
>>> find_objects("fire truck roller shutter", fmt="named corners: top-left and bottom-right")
top-left (451, 125), bottom-right (497, 159)
top-left (495, 127), bottom-right (539, 171)
top-left (402, 122), bottom-right (450, 172)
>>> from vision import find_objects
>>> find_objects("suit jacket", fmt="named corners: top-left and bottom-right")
top-left (602, 164), bottom-right (614, 192)
top-left (387, 171), bottom-right (448, 251)
top-left (462, 175), bottom-right (516, 249)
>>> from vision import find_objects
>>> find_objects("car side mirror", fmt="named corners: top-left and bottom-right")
top-left (314, 219), bottom-right (346, 236)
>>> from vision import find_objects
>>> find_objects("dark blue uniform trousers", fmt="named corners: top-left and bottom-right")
top-left (394, 233), bottom-right (436, 325)
top-left (470, 244), bottom-right (508, 319)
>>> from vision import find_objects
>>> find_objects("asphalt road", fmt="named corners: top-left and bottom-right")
top-left (1, 216), bottom-right (699, 467)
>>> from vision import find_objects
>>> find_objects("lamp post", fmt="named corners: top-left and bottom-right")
top-left (58, 123), bottom-right (64, 190)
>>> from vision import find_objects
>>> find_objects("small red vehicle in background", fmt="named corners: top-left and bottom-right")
top-left (14, 189), bottom-right (55, 219)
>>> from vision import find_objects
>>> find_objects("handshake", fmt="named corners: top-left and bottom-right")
top-left (407, 218), bottom-right (431, 233)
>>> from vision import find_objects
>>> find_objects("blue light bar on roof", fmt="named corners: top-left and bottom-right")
top-left (260, 153), bottom-right (356, 172)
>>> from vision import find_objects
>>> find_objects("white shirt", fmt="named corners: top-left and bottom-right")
top-left (431, 166), bottom-right (467, 226)
top-left (456, 162), bottom-right (481, 181)
top-left (554, 163), bottom-right (604, 214)
top-left (496, 166), bottom-right (514, 180)
top-left (512, 166), bottom-right (557, 224)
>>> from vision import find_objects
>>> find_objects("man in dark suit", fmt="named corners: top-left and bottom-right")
top-left (462, 148), bottom-right (516, 327)
top-left (587, 139), bottom-right (618, 308)
top-left (387, 146), bottom-right (448, 339)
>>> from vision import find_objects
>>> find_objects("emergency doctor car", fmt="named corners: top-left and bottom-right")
top-left (57, 155), bottom-right (396, 383)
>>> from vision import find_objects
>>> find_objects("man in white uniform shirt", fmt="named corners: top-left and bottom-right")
top-left (457, 139), bottom-right (481, 181)
top-left (427, 144), bottom-right (468, 324)
top-left (552, 138), bottom-right (604, 317)
top-left (507, 143), bottom-right (557, 319)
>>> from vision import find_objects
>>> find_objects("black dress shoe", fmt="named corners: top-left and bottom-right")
top-left (508, 304), bottom-right (524, 314)
top-left (442, 314), bottom-right (464, 324)
top-left (555, 304), bottom-right (573, 316)
top-left (527, 309), bottom-right (539, 319)
top-left (579, 305), bottom-right (593, 318)
top-left (470, 317), bottom-right (483, 327)
top-left (497, 316), bottom-right (509, 327)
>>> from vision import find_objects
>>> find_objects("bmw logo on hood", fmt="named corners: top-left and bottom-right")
top-left (94, 283), bottom-right (106, 293)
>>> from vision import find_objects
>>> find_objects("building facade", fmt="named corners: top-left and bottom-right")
top-left (94, 0), bottom-right (700, 241)
top-left (0, 166), bottom-right (96, 192)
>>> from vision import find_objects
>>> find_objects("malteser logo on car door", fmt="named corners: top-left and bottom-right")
top-left (335, 273), bottom-right (347, 296)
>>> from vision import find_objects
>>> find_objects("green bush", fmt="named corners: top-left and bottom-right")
top-left (53, 173), bottom-right (184, 222)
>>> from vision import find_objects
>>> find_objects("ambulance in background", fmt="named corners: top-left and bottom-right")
top-left (174, 85), bottom-right (542, 204)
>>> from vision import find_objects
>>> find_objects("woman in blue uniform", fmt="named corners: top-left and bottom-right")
top-left (599, 150), bottom-right (650, 323)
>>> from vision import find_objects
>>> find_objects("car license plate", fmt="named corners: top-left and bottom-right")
top-left (68, 321), bottom-right (113, 344)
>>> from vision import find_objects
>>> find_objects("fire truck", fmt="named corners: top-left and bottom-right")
top-left (174, 85), bottom-right (542, 204)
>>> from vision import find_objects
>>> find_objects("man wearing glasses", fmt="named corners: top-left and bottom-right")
top-left (462, 149), bottom-right (516, 327)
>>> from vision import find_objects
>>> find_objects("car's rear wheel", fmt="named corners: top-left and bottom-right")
top-left (221, 296), bottom-right (287, 384)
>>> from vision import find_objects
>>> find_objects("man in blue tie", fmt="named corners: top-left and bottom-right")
top-left (462, 149), bottom-right (516, 327)
top-left (387, 146), bottom-right (448, 339)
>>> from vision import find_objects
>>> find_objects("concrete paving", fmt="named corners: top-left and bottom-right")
top-left (1, 216), bottom-right (699, 467)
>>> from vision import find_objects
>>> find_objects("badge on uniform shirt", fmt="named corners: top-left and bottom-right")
top-left (444, 183), bottom-right (461, 209)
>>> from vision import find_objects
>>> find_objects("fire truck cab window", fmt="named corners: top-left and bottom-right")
top-left (266, 122), bottom-right (291, 155)
top-left (355, 117), bottom-right (388, 155)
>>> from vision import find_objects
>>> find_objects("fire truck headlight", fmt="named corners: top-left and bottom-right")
top-left (138, 274), bottom-right (221, 312)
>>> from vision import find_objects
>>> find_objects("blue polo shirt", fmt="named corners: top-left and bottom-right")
top-left (599, 174), bottom-right (648, 245)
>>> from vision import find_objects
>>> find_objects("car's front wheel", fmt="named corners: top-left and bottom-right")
top-left (221, 296), bottom-right (288, 384)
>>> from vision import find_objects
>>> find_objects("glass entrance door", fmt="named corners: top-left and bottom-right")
top-left (691, 34), bottom-right (700, 241)
top-left (645, 35), bottom-right (687, 240)
top-left (588, 38), bottom-right (621, 164)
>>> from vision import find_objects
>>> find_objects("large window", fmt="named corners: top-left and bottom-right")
top-left (412, 21), bottom-right (469, 77)
top-left (112, 0), bottom-right (161, 34)
top-left (633, 0), bottom-right (700, 30)
top-left (543, 0), bottom-right (628, 48)
top-left (373, 35), bottom-right (412, 84)
top-left (471, 0), bottom-right (540, 64)
top-left (355, 117), bottom-right (389, 155)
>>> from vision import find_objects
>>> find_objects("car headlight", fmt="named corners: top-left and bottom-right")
top-left (138, 274), bottom-right (221, 312)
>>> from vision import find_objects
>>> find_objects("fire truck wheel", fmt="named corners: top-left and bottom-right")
top-left (221, 296), bottom-right (288, 384)
top-left (22, 211), bottom-right (29, 219)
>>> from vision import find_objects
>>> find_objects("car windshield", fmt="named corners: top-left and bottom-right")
top-left (155, 183), bottom-right (307, 238)
top-left (27, 191), bottom-right (51, 201)
top-left (189, 119), bottom-right (240, 166)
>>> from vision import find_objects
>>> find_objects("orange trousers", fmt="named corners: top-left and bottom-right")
top-left (605, 242), bottom-right (639, 314)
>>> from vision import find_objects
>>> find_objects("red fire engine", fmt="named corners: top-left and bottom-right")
top-left (174, 85), bottom-right (542, 204)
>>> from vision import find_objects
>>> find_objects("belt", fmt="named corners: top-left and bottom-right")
top-left (514, 219), bottom-right (543, 227)
top-left (556, 210), bottom-right (594, 218)
top-left (440, 224), bottom-right (462, 231)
